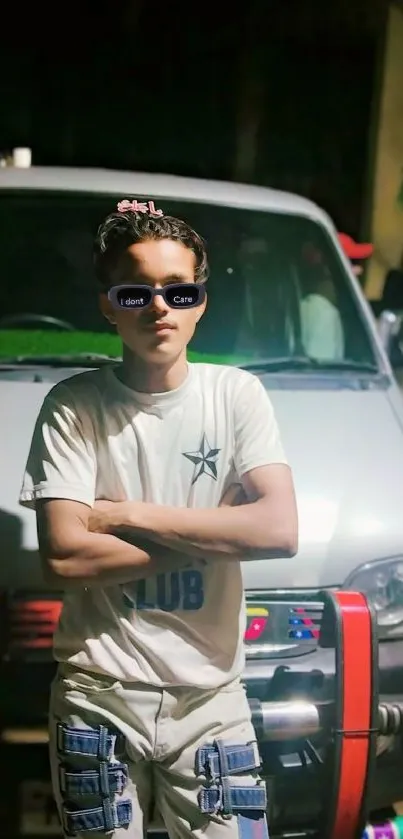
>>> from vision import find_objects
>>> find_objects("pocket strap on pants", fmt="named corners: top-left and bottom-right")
top-left (57, 723), bottom-right (119, 761)
top-left (196, 738), bottom-right (270, 838)
top-left (59, 762), bottom-right (128, 797)
top-left (62, 799), bottom-right (132, 835)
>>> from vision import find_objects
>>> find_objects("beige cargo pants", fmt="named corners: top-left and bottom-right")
top-left (49, 665), bottom-right (269, 839)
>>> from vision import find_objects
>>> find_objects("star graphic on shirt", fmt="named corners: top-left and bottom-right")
top-left (182, 433), bottom-right (220, 485)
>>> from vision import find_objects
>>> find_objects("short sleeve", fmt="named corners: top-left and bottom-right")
top-left (233, 373), bottom-right (288, 478)
top-left (19, 386), bottom-right (97, 510)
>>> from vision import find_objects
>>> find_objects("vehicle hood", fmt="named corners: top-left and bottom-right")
top-left (242, 380), bottom-right (403, 589)
top-left (1, 375), bottom-right (403, 590)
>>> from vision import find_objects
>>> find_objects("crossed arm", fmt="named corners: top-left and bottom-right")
top-left (88, 464), bottom-right (297, 558)
top-left (37, 464), bottom-right (298, 589)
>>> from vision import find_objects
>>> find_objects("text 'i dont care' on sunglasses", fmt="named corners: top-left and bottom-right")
top-left (108, 283), bottom-right (206, 310)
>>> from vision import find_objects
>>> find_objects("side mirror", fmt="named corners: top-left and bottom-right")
top-left (378, 309), bottom-right (403, 367)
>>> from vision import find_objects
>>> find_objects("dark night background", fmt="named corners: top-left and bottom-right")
top-left (0, 0), bottom-right (386, 236)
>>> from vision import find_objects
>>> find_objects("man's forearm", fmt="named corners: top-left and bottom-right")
top-left (44, 531), bottom-right (196, 590)
top-left (95, 498), bottom-right (294, 559)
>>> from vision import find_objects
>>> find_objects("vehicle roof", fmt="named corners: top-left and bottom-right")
top-left (0, 166), bottom-right (335, 231)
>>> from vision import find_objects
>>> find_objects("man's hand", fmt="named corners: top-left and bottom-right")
top-left (90, 499), bottom-right (168, 537)
top-left (93, 500), bottom-right (116, 512)
top-left (88, 484), bottom-right (246, 534)
top-left (88, 500), bottom-right (110, 534)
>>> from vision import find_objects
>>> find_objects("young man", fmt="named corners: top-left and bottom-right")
top-left (19, 202), bottom-right (298, 839)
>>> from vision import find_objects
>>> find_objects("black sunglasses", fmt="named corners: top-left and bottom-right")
top-left (108, 283), bottom-right (206, 311)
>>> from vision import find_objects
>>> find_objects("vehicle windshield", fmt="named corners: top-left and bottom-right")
top-left (0, 190), bottom-right (378, 371)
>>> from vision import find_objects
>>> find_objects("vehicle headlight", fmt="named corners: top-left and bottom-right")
top-left (343, 556), bottom-right (403, 640)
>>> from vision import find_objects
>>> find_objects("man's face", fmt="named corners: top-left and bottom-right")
top-left (99, 238), bottom-right (206, 363)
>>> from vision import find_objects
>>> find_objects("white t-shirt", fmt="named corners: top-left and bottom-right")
top-left (19, 362), bottom-right (287, 689)
top-left (300, 293), bottom-right (344, 360)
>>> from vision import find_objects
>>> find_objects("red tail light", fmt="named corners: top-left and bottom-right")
top-left (10, 599), bottom-right (62, 649)
top-left (2, 593), bottom-right (63, 658)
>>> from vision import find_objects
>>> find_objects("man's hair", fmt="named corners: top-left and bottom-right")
top-left (94, 208), bottom-right (209, 288)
